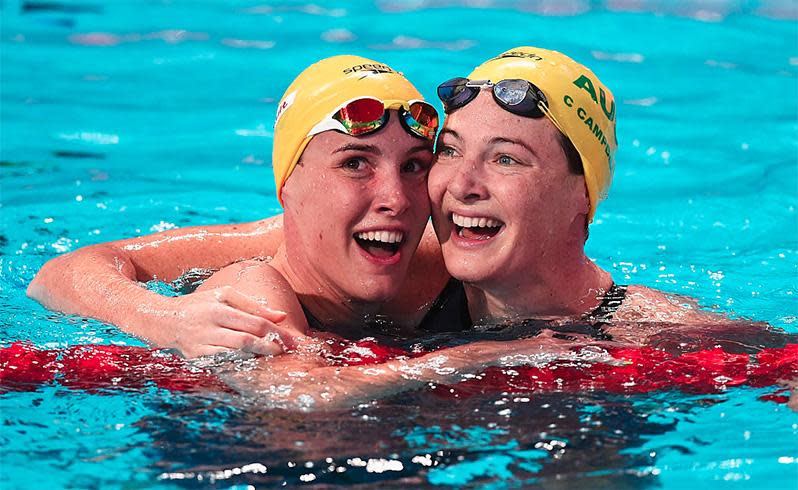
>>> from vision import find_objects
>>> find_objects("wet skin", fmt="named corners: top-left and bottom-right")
top-left (429, 90), bottom-right (590, 297)
top-left (275, 111), bottom-right (434, 315)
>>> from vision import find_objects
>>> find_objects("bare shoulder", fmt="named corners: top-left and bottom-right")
top-left (614, 285), bottom-right (725, 323)
top-left (197, 259), bottom-right (289, 293)
top-left (197, 258), bottom-right (308, 331)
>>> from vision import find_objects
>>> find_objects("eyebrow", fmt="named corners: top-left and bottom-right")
top-left (437, 128), bottom-right (461, 141)
top-left (405, 143), bottom-right (434, 155)
top-left (438, 130), bottom-right (538, 157)
top-left (332, 142), bottom-right (432, 157)
top-left (332, 143), bottom-right (382, 155)
top-left (490, 137), bottom-right (538, 157)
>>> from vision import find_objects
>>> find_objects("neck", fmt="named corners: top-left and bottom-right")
top-left (464, 246), bottom-right (613, 324)
top-left (270, 247), bottom-right (379, 335)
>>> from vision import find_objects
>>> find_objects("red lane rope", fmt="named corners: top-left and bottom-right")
top-left (1, 341), bottom-right (795, 402)
top-left (437, 345), bottom-right (797, 399)
top-left (0, 343), bottom-right (227, 393)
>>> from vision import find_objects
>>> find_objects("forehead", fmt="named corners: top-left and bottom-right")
top-left (442, 90), bottom-right (559, 144)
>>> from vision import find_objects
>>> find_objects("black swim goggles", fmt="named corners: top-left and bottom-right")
top-left (437, 77), bottom-right (548, 118)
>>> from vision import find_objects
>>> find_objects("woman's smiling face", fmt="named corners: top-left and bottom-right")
top-left (428, 90), bottom-right (589, 291)
top-left (281, 112), bottom-right (434, 303)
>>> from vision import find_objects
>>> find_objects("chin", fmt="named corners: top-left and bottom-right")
top-left (349, 279), bottom-right (402, 304)
top-left (352, 289), bottom-right (399, 304)
top-left (441, 247), bottom-right (495, 283)
top-left (442, 261), bottom-right (490, 286)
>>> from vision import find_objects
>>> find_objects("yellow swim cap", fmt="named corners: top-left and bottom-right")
top-left (468, 47), bottom-right (618, 222)
top-left (273, 55), bottom-right (424, 205)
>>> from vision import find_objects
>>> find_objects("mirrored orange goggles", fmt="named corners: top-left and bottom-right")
top-left (308, 98), bottom-right (439, 141)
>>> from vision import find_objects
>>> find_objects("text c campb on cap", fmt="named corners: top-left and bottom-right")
top-left (572, 74), bottom-right (615, 122)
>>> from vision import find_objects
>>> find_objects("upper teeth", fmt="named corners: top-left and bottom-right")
top-left (452, 213), bottom-right (502, 228)
top-left (355, 230), bottom-right (404, 243)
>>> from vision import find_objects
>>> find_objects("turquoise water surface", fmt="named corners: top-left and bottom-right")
top-left (2, 0), bottom-right (797, 488)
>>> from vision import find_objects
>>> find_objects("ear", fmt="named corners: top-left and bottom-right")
top-left (575, 178), bottom-right (590, 215)
top-left (569, 179), bottom-right (591, 243)
top-left (280, 177), bottom-right (294, 208)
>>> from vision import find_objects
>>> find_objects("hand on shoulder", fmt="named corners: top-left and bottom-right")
top-left (188, 259), bottom-right (310, 356)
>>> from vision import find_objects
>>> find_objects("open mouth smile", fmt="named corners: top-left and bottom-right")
top-left (353, 230), bottom-right (404, 264)
top-left (451, 212), bottom-right (504, 241)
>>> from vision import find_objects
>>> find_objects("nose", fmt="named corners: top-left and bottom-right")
top-left (374, 168), bottom-right (412, 216)
top-left (448, 158), bottom-right (488, 203)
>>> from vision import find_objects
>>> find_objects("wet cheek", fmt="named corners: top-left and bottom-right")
top-left (506, 192), bottom-right (541, 228)
top-left (427, 168), bottom-right (447, 201)
top-left (428, 182), bottom-right (443, 202)
top-left (412, 182), bottom-right (431, 203)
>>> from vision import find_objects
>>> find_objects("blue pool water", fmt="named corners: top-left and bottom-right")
top-left (1, 0), bottom-right (797, 488)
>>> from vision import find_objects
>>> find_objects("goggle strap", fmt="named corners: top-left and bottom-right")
top-left (539, 104), bottom-right (569, 141)
top-left (308, 118), bottom-right (348, 136)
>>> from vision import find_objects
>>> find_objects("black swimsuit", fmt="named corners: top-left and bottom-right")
top-left (417, 279), bottom-right (628, 337)
top-left (302, 279), bottom-right (628, 340)
top-left (416, 278), bottom-right (472, 332)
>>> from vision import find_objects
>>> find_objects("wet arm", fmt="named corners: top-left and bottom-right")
top-left (27, 216), bottom-right (285, 351)
top-left (226, 336), bottom-right (576, 410)
top-left (612, 286), bottom-right (797, 348)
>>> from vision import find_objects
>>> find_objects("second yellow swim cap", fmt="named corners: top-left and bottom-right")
top-left (273, 55), bottom-right (424, 205)
top-left (468, 47), bottom-right (618, 222)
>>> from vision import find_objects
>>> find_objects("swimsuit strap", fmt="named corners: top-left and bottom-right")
top-left (547, 284), bottom-right (628, 342)
top-left (585, 283), bottom-right (628, 324)
top-left (301, 304), bottom-right (327, 331)
top-left (418, 278), bottom-right (472, 332)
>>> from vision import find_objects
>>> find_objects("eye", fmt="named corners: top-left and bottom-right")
top-left (341, 157), bottom-right (368, 171)
top-left (497, 154), bottom-right (517, 166)
top-left (436, 145), bottom-right (458, 158)
top-left (401, 159), bottom-right (427, 174)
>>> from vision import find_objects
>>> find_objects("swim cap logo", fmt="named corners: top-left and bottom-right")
top-left (275, 90), bottom-right (297, 127)
top-left (342, 63), bottom-right (397, 76)
top-left (572, 74), bottom-right (615, 122)
top-left (493, 51), bottom-right (543, 62)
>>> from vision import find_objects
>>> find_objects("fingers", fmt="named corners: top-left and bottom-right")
top-left (210, 304), bottom-right (271, 335)
top-left (173, 286), bottom-right (309, 357)
top-left (181, 327), bottom-right (280, 358)
top-left (209, 326), bottom-right (309, 358)
top-left (183, 337), bottom-right (279, 359)
top-left (215, 287), bottom-right (287, 322)
top-left (211, 303), bottom-right (308, 349)
top-left (213, 328), bottom-right (269, 353)
top-left (182, 345), bottom-right (232, 359)
top-left (246, 337), bottom-right (285, 356)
